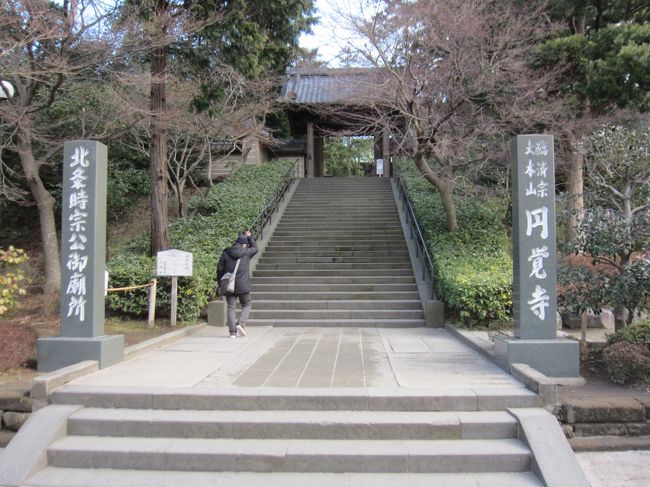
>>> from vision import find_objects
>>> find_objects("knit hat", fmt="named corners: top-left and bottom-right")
top-left (235, 235), bottom-right (249, 245)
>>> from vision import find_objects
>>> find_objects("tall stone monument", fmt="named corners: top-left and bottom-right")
top-left (37, 141), bottom-right (124, 372)
top-left (494, 135), bottom-right (580, 377)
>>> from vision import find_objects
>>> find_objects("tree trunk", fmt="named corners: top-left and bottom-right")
top-left (565, 131), bottom-right (584, 243)
top-left (176, 179), bottom-right (186, 218)
top-left (230, 143), bottom-right (252, 175)
top-left (614, 303), bottom-right (627, 332)
top-left (15, 122), bottom-right (60, 294)
top-left (414, 152), bottom-right (457, 231)
top-left (149, 41), bottom-right (170, 255)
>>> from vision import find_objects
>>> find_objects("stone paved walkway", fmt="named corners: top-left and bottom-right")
top-left (68, 326), bottom-right (525, 391)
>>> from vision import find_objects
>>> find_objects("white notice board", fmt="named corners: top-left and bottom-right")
top-left (376, 158), bottom-right (384, 176)
top-left (156, 249), bottom-right (193, 276)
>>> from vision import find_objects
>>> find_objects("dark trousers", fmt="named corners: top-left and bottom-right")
top-left (226, 293), bottom-right (252, 334)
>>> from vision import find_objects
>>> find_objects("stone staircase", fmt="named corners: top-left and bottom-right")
top-left (249, 177), bottom-right (425, 328)
top-left (19, 387), bottom-right (547, 486)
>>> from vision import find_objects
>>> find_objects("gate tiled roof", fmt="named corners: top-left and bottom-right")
top-left (280, 68), bottom-right (384, 105)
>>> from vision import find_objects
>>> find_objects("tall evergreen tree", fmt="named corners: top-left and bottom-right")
top-left (536, 0), bottom-right (650, 242)
top-left (121, 0), bottom-right (315, 255)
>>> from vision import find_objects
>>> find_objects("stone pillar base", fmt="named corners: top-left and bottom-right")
top-left (208, 300), bottom-right (227, 327)
top-left (37, 335), bottom-right (124, 372)
top-left (494, 336), bottom-right (580, 378)
top-left (425, 300), bottom-right (445, 328)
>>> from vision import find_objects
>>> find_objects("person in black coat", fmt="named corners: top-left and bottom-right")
top-left (217, 230), bottom-right (258, 337)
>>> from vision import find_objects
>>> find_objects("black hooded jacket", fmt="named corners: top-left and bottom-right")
top-left (216, 236), bottom-right (258, 294)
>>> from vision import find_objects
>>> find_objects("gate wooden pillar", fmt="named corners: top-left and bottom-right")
top-left (373, 131), bottom-right (391, 177)
top-left (306, 122), bottom-right (315, 178)
top-left (314, 136), bottom-right (324, 177)
top-left (382, 129), bottom-right (391, 177)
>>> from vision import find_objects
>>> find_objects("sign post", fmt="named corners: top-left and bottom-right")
top-left (494, 135), bottom-right (580, 377)
top-left (156, 249), bottom-right (193, 326)
top-left (37, 141), bottom-right (124, 372)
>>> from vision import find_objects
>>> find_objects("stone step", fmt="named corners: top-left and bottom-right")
top-left (246, 318), bottom-right (424, 327)
top-left (267, 238), bottom-right (406, 246)
top-left (249, 300), bottom-right (423, 310)
top-left (252, 284), bottom-right (418, 293)
top-left (25, 468), bottom-right (545, 487)
top-left (251, 276), bottom-right (415, 284)
top-left (255, 263), bottom-right (411, 271)
top-left (66, 409), bottom-right (518, 440)
top-left (276, 222), bottom-right (401, 228)
top-left (279, 212), bottom-right (399, 218)
top-left (257, 257), bottom-right (411, 265)
top-left (273, 224), bottom-right (404, 231)
top-left (280, 207), bottom-right (398, 213)
top-left (253, 270), bottom-right (414, 278)
top-left (48, 436), bottom-right (531, 473)
top-left (250, 291), bottom-right (421, 300)
top-left (285, 203), bottom-right (396, 208)
top-left (249, 309), bottom-right (425, 320)
top-left (295, 188), bottom-right (393, 192)
top-left (289, 194), bottom-right (394, 199)
top-left (50, 386), bottom-right (541, 411)
top-left (260, 250), bottom-right (409, 258)
top-left (279, 213), bottom-right (399, 219)
top-left (270, 234), bottom-right (405, 241)
top-left (264, 243), bottom-right (407, 251)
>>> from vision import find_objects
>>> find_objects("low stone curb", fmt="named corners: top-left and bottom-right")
top-left (570, 434), bottom-right (650, 452)
top-left (559, 396), bottom-right (650, 442)
top-left (445, 324), bottom-right (496, 361)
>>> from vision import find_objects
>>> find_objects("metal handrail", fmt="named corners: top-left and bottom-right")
top-left (393, 165), bottom-right (437, 300)
top-left (247, 160), bottom-right (298, 240)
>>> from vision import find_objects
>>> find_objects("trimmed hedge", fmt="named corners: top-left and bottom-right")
top-left (396, 160), bottom-right (512, 325)
top-left (106, 160), bottom-right (295, 321)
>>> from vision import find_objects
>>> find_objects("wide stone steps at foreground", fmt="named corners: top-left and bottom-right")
top-left (17, 387), bottom-right (549, 486)
top-left (249, 177), bottom-right (424, 328)
top-left (1, 326), bottom-right (589, 486)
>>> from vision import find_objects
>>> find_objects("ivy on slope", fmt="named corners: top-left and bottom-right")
top-left (396, 160), bottom-right (512, 325)
top-left (107, 160), bottom-right (295, 321)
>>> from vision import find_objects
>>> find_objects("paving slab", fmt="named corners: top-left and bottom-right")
top-left (576, 450), bottom-right (650, 487)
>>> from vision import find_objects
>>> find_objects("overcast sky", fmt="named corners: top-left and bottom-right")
top-left (299, 0), bottom-right (374, 66)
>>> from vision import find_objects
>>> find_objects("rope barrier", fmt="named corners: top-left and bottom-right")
top-left (106, 279), bottom-right (158, 327)
top-left (106, 281), bottom-right (155, 293)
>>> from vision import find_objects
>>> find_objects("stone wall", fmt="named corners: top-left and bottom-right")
top-left (0, 390), bottom-right (31, 447)
top-left (558, 397), bottom-right (650, 438)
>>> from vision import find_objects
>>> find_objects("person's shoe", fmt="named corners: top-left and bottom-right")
top-left (236, 324), bottom-right (246, 337)
top-left (230, 333), bottom-right (237, 339)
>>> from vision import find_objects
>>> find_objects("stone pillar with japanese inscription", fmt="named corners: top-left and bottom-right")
top-left (512, 135), bottom-right (557, 340)
top-left (495, 135), bottom-right (580, 378)
top-left (37, 141), bottom-right (124, 372)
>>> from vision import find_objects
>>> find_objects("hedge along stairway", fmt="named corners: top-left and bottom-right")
top-left (249, 177), bottom-right (425, 328)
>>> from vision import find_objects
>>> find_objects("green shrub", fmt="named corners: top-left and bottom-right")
top-left (396, 159), bottom-right (512, 325)
top-left (607, 319), bottom-right (650, 346)
top-left (107, 160), bottom-right (295, 321)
